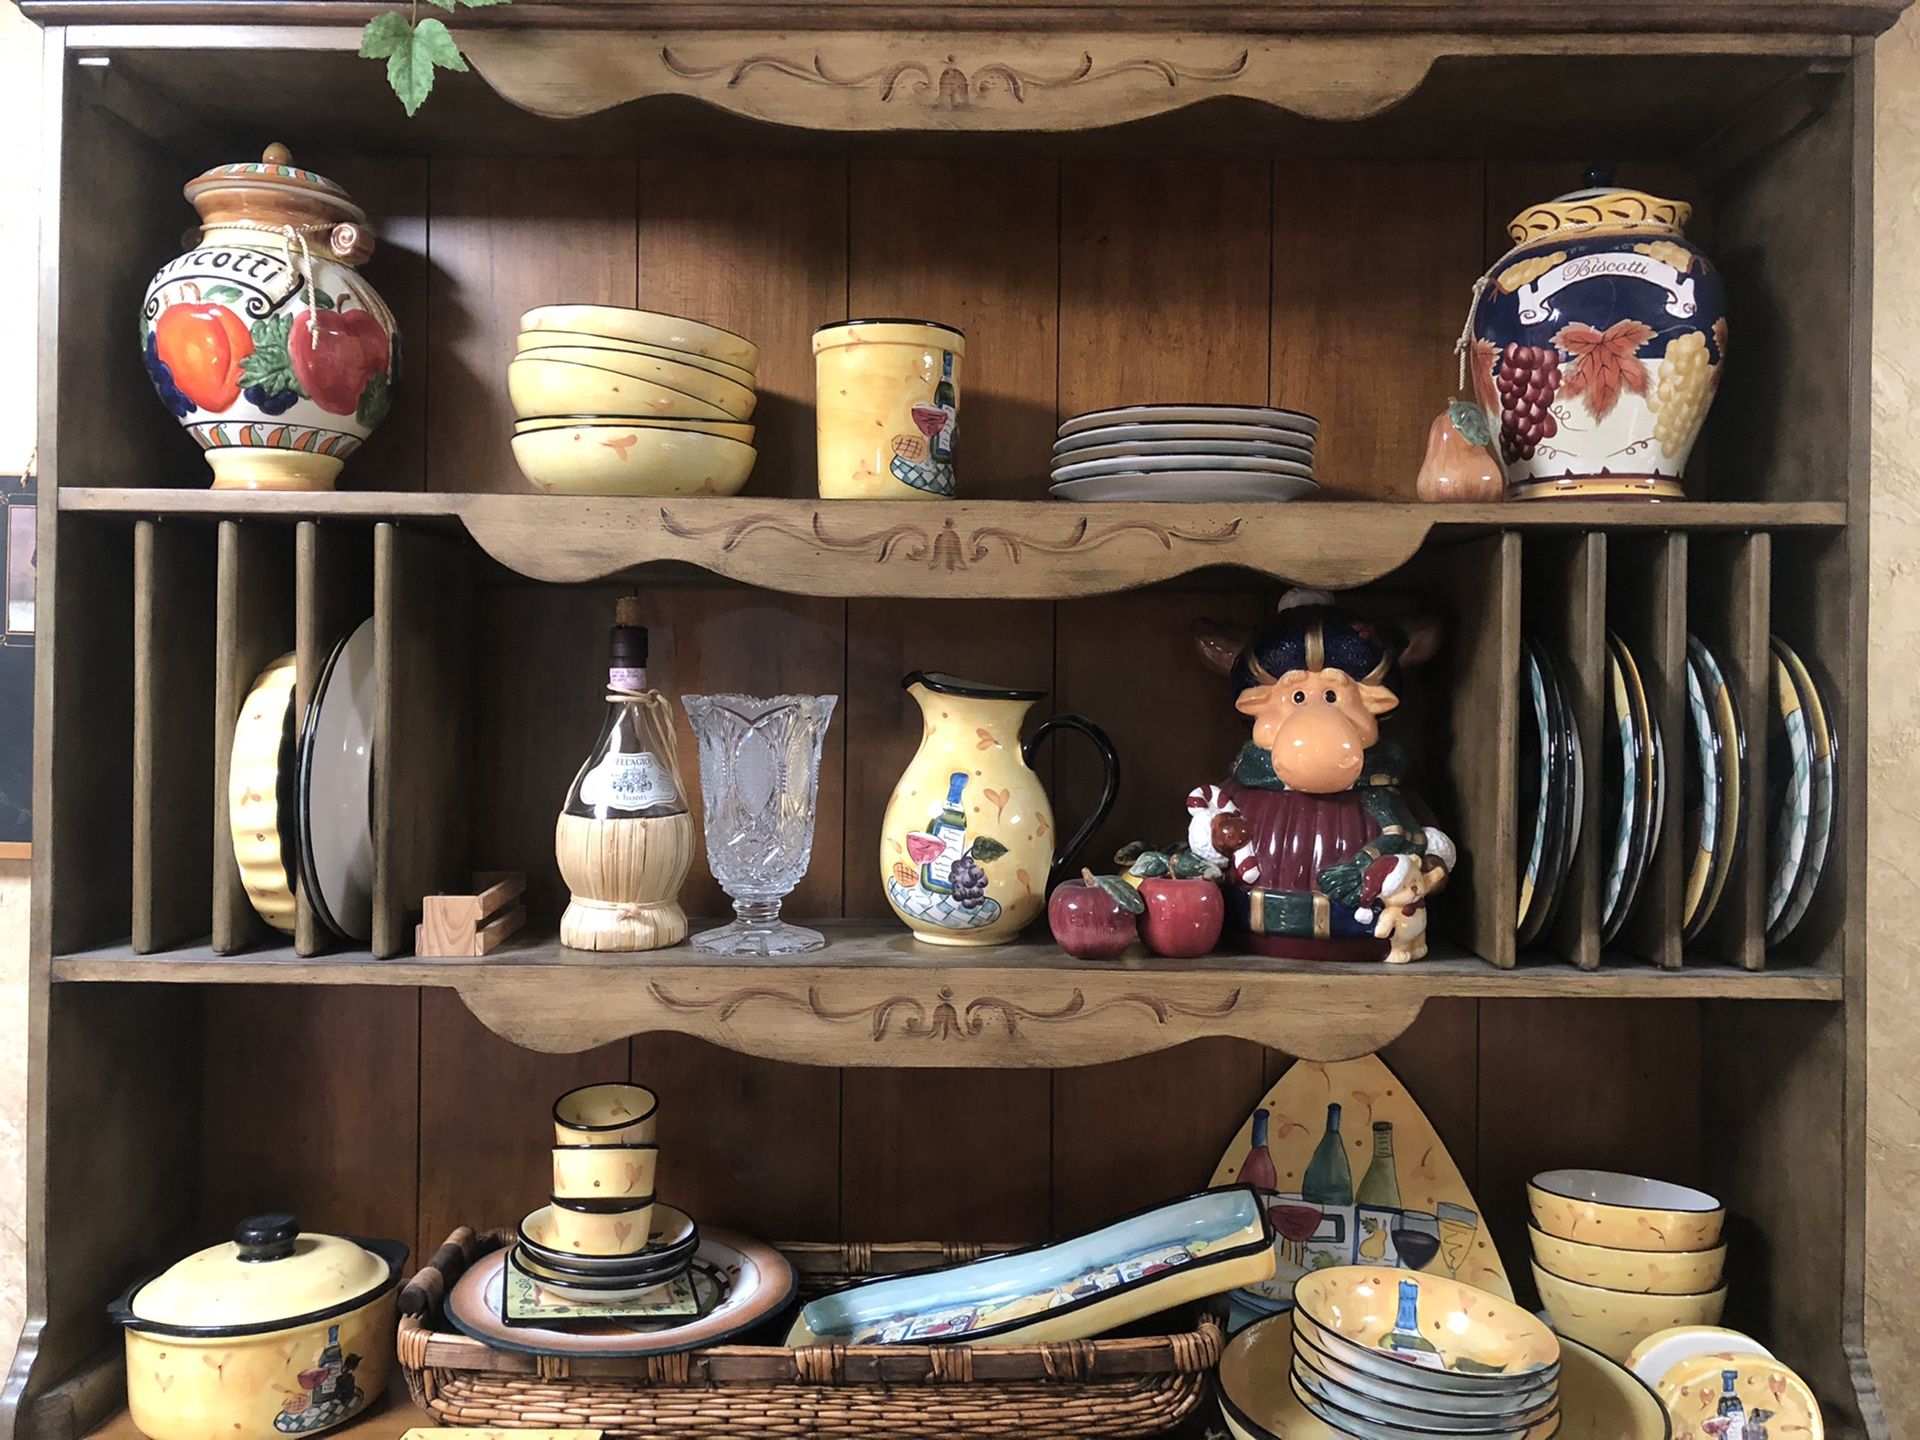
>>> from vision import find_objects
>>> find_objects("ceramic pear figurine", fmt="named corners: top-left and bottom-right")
top-left (881, 672), bottom-right (1118, 945)
top-left (1187, 590), bottom-right (1455, 963)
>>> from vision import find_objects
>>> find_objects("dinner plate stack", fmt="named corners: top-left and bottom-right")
top-left (1050, 404), bottom-right (1320, 502)
top-left (509, 304), bottom-right (760, 496)
top-left (1277, 1267), bottom-right (1564, 1440)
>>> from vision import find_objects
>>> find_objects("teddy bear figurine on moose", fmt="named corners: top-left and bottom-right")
top-left (1152, 588), bottom-right (1457, 965)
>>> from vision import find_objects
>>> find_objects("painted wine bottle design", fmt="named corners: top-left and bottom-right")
top-left (919, 772), bottom-right (971, 895)
top-left (1356, 1121), bottom-right (1401, 1262)
top-left (1713, 1369), bottom-right (1748, 1440)
top-left (1297, 1103), bottom-right (1352, 1271)
top-left (1377, 1280), bottom-right (1444, 1369)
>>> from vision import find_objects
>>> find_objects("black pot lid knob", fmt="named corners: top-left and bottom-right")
top-left (235, 1213), bottom-right (299, 1261)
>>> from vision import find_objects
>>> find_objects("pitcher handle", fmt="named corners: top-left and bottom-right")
top-left (1022, 715), bottom-right (1120, 888)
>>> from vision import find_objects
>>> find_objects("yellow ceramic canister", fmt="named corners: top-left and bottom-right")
top-left (880, 672), bottom-right (1117, 946)
top-left (813, 320), bottom-right (964, 499)
top-left (111, 1216), bottom-right (407, 1440)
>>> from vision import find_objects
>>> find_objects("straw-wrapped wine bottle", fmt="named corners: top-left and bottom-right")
top-left (555, 598), bottom-right (694, 950)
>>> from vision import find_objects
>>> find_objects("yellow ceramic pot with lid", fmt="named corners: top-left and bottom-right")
top-left (813, 320), bottom-right (964, 499)
top-left (110, 1215), bottom-right (408, 1440)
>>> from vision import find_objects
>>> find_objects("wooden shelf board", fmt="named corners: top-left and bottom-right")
top-left (55, 491), bottom-right (1850, 597)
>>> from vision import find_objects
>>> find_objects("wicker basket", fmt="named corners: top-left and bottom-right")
top-left (397, 1227), bottom-right (1223, 1440)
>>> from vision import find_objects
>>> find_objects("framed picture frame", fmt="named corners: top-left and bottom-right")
top-left (0, 470), bottom-right (35, 857)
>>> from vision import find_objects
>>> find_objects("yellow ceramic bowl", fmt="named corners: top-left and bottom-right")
top-left (1554, 1335), bottom-right (1673, 1440)
top-left (522, 304), bottom-right (759, 371)
top-left (507, 355), bottom-right (737, 422)
top-left (513, 414), bottom-right (755, 443)
top-left (1294, 1266), bottom-right (1560, 1386)
top-left (228, 651), bottom-right (298, 935)
top-left (511, 425), bottom-right (756, 497)
top-left (553, 1082), bottom-right (659, 1145)
top-left (515, 333), bottom-right (757, 389)
top-left (551, 1143), bottom-right (658, 1203)
top-left (1532, 1262), bottom-right (1727, 1364)
top-left (1528, 1170), bottom-right (1724, 1252)
top-left (546, 1197), bottom-right (656, 1257)
top-left (1529, 1223), bottom-right (1725, 1296)
top-left (517, 345), bottom-right (755, 419)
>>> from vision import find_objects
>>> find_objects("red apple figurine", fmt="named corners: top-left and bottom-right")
top-left (1137, 877), bottom-right (1225, 958)
top-left (1049, 869), bottom-right (1143, 960)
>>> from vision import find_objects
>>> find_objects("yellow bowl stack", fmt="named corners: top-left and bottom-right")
top-left (509, 305), bottom-right (759, 496)
top-left (1528, 1168), bottom-right (1728, 1362)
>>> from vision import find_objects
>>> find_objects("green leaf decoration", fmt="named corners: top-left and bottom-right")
top-left (202, 284), bottom-right (244, 302)
top-left (967, 837), bottom-right (1009, 864)
top-left (1171, 850), bottom-right (1224, 881)
top-left (356, 372), bottom-right (393, 429)
top-left (361, 12), bottom-right (470, 116)
top-left (1127, 851), bottom-right (1173, 878)
top-left (238, 312), bottom-right (298, 396)
top-left (424, 0), bottom-right (456, 8)
top-left (310, 291), bottom-right (336, 312)
top-left (1093, 875), bottom-right (1147, 915)
top-left (1449, 399), bottom-right (1493, 449)
top-left (458, 0), bottom-right (515, 8)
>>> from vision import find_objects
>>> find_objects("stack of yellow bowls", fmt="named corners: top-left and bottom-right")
top-left (1528, 1168), bottom-right (1728, 1363)
top-left (509, 305), bottom-right (759, 496)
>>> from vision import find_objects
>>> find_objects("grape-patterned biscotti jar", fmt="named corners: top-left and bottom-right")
top-left (1466, 168), bottom-right (1726, 501)
top-left (141, 144), bottom-right (399, 491)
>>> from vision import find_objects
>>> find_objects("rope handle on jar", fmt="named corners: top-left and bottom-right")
top-left (207, 218), bottom-right (394, 345)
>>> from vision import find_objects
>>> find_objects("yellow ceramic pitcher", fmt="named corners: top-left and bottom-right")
top-left (881, 672), bottom-right (1118, 945)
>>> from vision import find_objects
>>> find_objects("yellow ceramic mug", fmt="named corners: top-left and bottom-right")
top-left (813, 320), bottom-right (964, 499)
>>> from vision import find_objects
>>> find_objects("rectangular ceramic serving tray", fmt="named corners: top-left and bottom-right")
top-left (785, 1187), bottom-right (1274, 1347)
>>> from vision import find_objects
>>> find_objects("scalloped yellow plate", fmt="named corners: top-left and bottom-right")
top-left (227, 651), bottom-right (298, 934)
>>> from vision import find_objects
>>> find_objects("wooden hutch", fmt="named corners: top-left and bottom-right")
top-left (1, 0), bottom-right (1899, 1437)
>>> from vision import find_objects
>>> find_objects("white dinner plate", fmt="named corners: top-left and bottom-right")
top-left (1059, 404), bottom-right (1320, 438)
top-left (1053, 437), bottom-right (1315, 467)
top-left (298, 618), bottom-right (375, 943)
top-left (1051, 452), bottom-right (1315, 483)
top-left (1050, 472), bottom-right (1318, 503)
top-left (1055, 422), bottom-right (1317, 455)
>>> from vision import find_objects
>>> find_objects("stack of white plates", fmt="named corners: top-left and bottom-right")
top-left (1050, 404), bottom-right (1320, 503)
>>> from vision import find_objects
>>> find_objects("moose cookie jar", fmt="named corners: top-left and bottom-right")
top-left (1466, 168), bottom-right (1726, 501)
top-left (1185, 591), bottom-right (1454, 963)
top-left (142, 144), bottom-right (399, 490)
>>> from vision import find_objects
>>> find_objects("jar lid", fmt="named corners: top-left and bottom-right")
top-left (119, 1215), bottom-right (405, 1337)
top-left (185, 143), bottom-right (369, 232)
top-left (1507, 167), bottom-right (1690, 246)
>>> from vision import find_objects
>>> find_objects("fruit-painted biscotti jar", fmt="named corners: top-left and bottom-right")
top-left (141, 144), bottom-right (399, 491)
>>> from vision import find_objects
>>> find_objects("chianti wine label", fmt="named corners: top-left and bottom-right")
top-left (578, 751), bottom-right (678, 811)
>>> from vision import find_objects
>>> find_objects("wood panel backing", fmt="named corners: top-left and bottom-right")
top-left (199, 985), bottom-right (420, 1253)
top-left (1530, 532), bottom-right (1606, 969)
top-left (211, 521), bottom-right (293, 955)
top-left (425, 157), bottom-right (640, 494)
top-left (1686, 531), bottom-right (1770, 969)
top-left (1476, 998), bottom-right (1704, 1309)
top-left (1272, 161), bottom-right (1483, 500)
top-left (294, 523), bottom-right (373, 956)
top-left (639, 158), bottom-right (849, 500)
top-left (132, 520), bottom-right (213, 954)
top-left (1609, 533), bottom-right (1688, 968)
top-left (372, 525), bottom-right (474, 956)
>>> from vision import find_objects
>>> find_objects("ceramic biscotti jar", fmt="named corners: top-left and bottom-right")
top-left (814, 320), bottom-right (963, 498)
top-left (142, 144), bottom-right (399, 490)
top-left (109, 1215), bottom-right (407, 1440)
top-left (1466, 169), bottom-right (1726, 501)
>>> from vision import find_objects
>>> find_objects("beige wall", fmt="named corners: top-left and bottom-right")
top-left (0, 2), bottom-right (1916, 1431)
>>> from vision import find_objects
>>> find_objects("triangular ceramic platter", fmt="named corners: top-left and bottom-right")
top-left (1209, 1054), bottom-right (1511, 1329)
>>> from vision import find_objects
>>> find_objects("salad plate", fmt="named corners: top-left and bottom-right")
top-left (785, 1187), bottom-right (1273, 1346)
top-left (1602, 634), bottom-right (1658, 944)
top-left (1049, 473), bottom-right (1317, 504)
top-left (1653, 1351), bottom-right (1821, 1440)
top-left (1053, 421), bottom-right (1317, 455)
top-left (447, 1231), bottom-right (793, 1357)
top-left (1625, 1324), bottom-right (1771, 1387)
top-left (1517, 641), bottom-right (1555, 939)
top-left (1058, 403), bottom-right (1320, 438)
top-left (1526, 643), bottom-right (1579, 946)
top-left (1769, 637), bottom-right (1834, 945)
top-left (1050, 451), bottom-right (1314, 483)
top-left (1681, 637), bottom-right (1743, 941)
top-left (298, 618), bottom-right (375, 943)
top-left (1054, 436), bottom-right (1314, 466)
